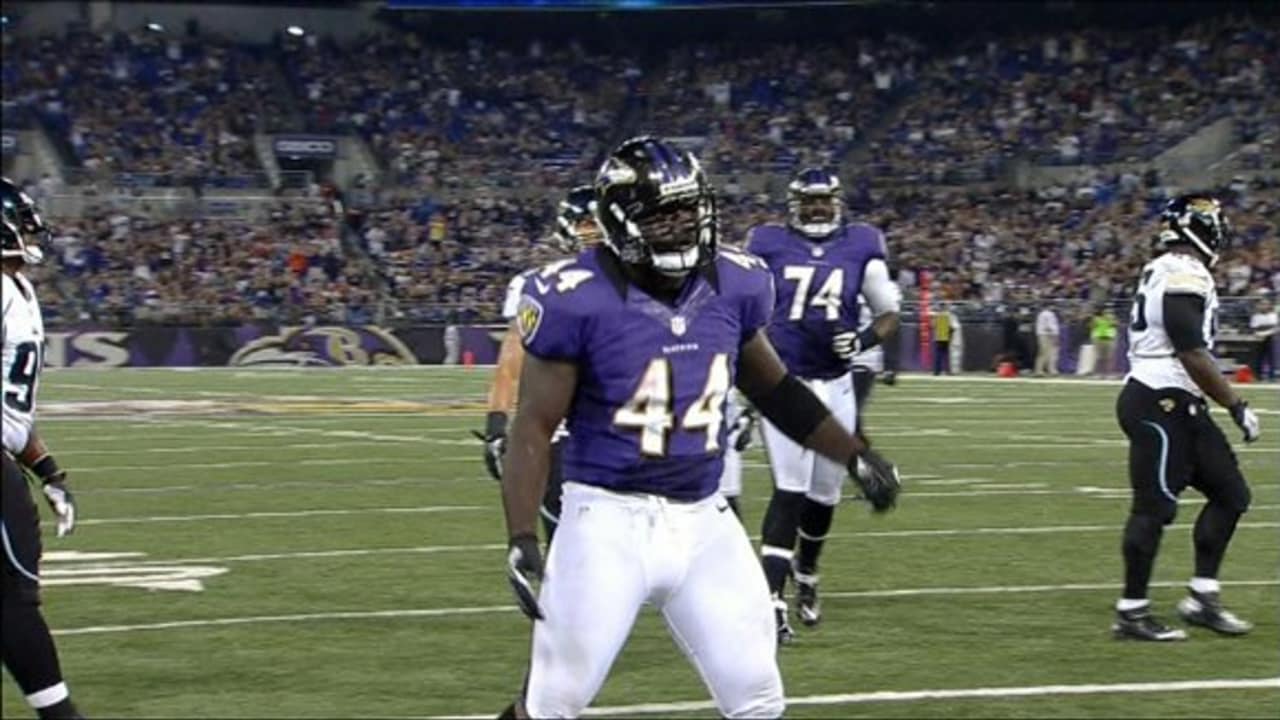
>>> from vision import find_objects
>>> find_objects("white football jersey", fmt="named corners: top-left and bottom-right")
top-left (3, 272), bottom-right (45, 454)
top-left (502, 270), bottom-right (534, 321)
top-left (1125, 252), bottom-right (1218, 396)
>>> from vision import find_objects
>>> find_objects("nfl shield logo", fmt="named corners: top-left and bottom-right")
top-left (671, 316), bottom-right (687, 337)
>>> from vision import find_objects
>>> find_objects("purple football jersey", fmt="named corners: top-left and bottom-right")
top-left (747, 222), bottom-right (887, 380)
top-left (516, 246), bottom-right (774, 501)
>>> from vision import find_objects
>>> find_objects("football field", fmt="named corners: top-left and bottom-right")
top-left (5, 367), bottom-right (1278, 718)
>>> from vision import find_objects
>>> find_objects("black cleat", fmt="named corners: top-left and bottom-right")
top-left (1111, 607), bottom-right (1187, 641)
top-left (1177, 591), bottom-right (1253, 636)
top-left (773, 599), bottom-right (795, 646)
top-left (794, 571), bottom-right (821, 627)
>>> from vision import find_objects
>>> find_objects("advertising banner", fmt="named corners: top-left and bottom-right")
top-left (272, 135), bottom-right (338, 159)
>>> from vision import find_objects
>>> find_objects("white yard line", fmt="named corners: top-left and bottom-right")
top-left (567, 677), bottom-right (1280, 718)
top-left (63, 521), bottom-right (1280, 558)
top-left (53, 580), bottom-right (1279, 638)
top-left (75, 506), bottom-right (485, 526)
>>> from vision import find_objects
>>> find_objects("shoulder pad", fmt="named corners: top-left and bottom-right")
top-left (1162, 255), bottom-right (1214, 296)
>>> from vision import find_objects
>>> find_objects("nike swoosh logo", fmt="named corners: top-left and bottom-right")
top-left (716, 503), bottom-right (729, 513)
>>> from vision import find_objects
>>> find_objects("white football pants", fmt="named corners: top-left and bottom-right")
top-left (760, 371), bottom-right (857, 506)
top-left (525, 482), bottom-right (784, 718)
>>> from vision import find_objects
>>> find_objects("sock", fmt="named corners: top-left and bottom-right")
top-left (795, 498), bottom-right (836, 576)
top-left (1116, 598), bottom-right (1150, 613)
top-left (761, 548), bottom-right (793, 599)
top-left (1121, 513), bottom-right (1164, 600)
top-left (2, 601), bottom-right (68, 706)
top-left (1189, 576), bottom-right (1221, 595)
top-left (1193, 502), bottom-right (1240, 581)
top-left (760, 489), bottom-right (805, 597)
top-left (37, 698), bottom-right (81, 720)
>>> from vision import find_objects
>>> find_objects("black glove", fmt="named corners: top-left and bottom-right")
top-left (506, 533), bottom-right (544, 621)
top-left (472, 411), bottom-right (508, 481)
top-left (847, 447), bottom-right (900, 513)
top-left (732, 406), bottom-right (758, 453)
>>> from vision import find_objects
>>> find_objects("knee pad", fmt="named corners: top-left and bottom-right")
top-left (1123, 513), bottom-right (1166, 556)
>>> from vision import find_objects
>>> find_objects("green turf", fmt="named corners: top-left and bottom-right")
top-left (4, 368), bottom-right (1277, 718)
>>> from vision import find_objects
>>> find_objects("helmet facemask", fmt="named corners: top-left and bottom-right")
top-left (787, 169), bottom-right (843, 239)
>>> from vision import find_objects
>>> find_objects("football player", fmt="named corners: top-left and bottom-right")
top-left (747, 168), bottom-right (901, 640)
top-left (1, 178), bottom-right (83, 719)
top-left (477, 186), bottom-right (600, 543)
top-left (496, 137), bottom-right (900, 718)
top-left (1113, 195), bottom-right (1260, 641)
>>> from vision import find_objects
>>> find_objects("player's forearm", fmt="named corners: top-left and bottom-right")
top-left (869, 312), bottom-right (899, 348)
top-left (1178, 349), bottom-right (1240, 410)
top-left (500, 416), bottom-right (552, 538)
top-left (18, 429), bottom-right (51, 467)
top-left (487, 330), bottom-right (525, 413)
top-left (802, 414), bottom-right (864, 467)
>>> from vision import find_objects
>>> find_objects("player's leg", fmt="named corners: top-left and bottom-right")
top-left (757, 416), bottom-right (812, 644)
top-left (795, 374), bottom-right (856, 628)
top-left (852, 366), bottom-right (875, 432)
top-left (1112, 383), bottom-right (1190, 641)
top-left (1178, 409), bottom-right (1253, 635)
top-left (540, 440), bottom-right (565, 544)
top-left (1, 453), bottom-right (82, 720)
top-left (661, 502), bottom-right (784, 718)
top-left (719, 442), bottom-right (743, 520)
top-left (523, 483), bottom-right (649, 717)
top-left (719, 399), bottom-right (745, 519)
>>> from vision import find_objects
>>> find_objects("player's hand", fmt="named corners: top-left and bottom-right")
top-left (732, 406), bottom-right (758, 452)
top-left (1229, 400), bottom-right (1261, 443)
top-left (833, 329), bottom-right (877, 362)
top-left (42, 478), bottom-right (77, 538)
top-left (506, 533), bottom-right (545, 621)
top-left (847, 448), bottom-right (900, 513)
top-left (832, 331), bottom-right (862, 361)
top-left (473, 411), bottom-right (509, 481)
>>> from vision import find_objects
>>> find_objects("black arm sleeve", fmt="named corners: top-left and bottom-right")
top-left (746, 374), bottom-right (832, 445)
top-left (1163, 293), bottom-right (1207, 352)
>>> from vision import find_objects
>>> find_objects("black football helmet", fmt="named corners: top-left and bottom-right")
top-left (787, 167), bottom-right (842, 239)
top-left (552, 185), bottom-right (602, 254)
top-left (594, 136), bottom-right (717, 277)
top-left (1, 177), bottom-right (47, 264)
top-left (1160, 194), bottom-right (1231, 268)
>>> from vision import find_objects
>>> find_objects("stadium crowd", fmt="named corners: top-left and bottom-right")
top-left (4, 27), bottom-right (289, 186)
top-left (4, 18), bottom-right (1277, 187)
top-left (20, 171), bottom-right (1278, 328)
top-left (4, 12), bottom-right (1277, 328)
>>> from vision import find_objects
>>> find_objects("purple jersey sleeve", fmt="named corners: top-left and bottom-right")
top-left (516, 273), bottom-right (586, 362)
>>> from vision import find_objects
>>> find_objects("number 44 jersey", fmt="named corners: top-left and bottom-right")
top-left (517, 246), bottom-right (775, 502)
top-left (2, 271), bottom-right (45, 455)
top-left (1126, 251), bottom-right (1219, 396)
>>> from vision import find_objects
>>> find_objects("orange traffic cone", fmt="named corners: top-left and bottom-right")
top-left (1235, 365), bottom-right (1255, 384)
